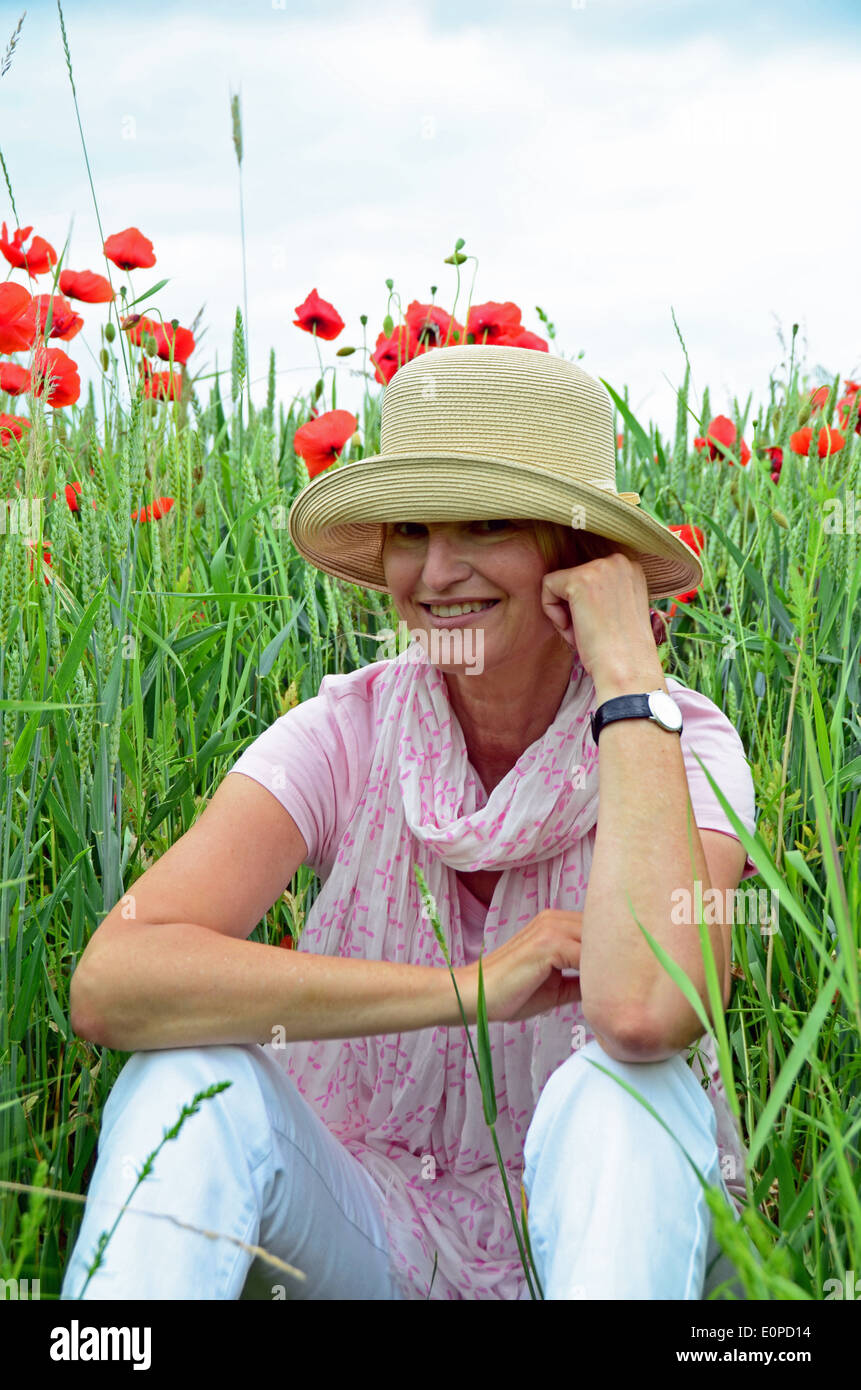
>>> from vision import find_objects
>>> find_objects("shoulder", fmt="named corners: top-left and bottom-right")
top-left (265, 658), bottom-right (392, 740)
top-left (313, 657), bottom-right (393, 710)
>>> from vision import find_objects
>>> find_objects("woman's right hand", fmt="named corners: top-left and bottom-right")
top-left (456, 909), bottom-right (583, 1024)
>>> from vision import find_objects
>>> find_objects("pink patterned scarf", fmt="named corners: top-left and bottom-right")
top-left (267, 645), bottom-right (745, 1299)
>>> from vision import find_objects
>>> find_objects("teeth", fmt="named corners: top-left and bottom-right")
top-left (426, 601), bottom-right (496, 617)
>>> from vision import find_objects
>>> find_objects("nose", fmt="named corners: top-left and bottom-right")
top-left (416, 528), bottom-right (473, 593)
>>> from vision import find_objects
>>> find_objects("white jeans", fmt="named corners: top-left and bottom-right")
top-left (60, 1037), bottom-right (746, 1300)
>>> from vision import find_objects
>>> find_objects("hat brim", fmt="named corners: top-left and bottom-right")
top-left (288, 454), bottom-right (703, 601)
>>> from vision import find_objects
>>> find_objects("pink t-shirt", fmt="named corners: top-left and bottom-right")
top-left (229, 664), bottom-right (758, 928)
top-left (227, 659), bottom-right (759, 1293)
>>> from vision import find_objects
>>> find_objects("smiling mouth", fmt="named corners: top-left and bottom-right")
top-left (418, 599), bottom-right (501, 614)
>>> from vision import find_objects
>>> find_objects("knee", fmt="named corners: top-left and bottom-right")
top-left (525, 1036), bottom-right (717, 1170)
top-left (99, 1043), bottom-right (269, 1147)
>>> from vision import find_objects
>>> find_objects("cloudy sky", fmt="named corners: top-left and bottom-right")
top-left (2, 0), bottom-right (859, 441)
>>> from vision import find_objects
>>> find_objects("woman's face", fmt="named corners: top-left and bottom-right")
top-left (380, 518), bottom-right (575, 674)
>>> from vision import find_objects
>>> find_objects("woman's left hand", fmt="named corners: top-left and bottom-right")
top-left (541, 551), bottom-right (659, 686)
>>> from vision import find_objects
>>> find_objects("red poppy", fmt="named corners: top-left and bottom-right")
top-left (0, 282), bottom-right (37, 353)
top-left (59, 268), bottom-right (116, 304)
top-left (667, 523), bottom-right (705, 611)
top-left (466, 301), bottom-right (522, 344)
top-left (153, 321), bottom-right (195, 365)
top-left (808, 385), bottom-right (830, 412)
top-left (31, 344), bottom-right (81, 408)
top-left (763, 445), bottom-right (783, 483)
top-left (616, 432), bottom-right (624, 450)
top-left (131, 496), bottom-right (175, 523)
top-left (122, 313), bottom-right (159, 345)
top-left (124, 314), bottom-right (195, 364)
top-left (50, 480), bottom-right (94, 513)
top-left (139, 361), bottom-right (183, 401)
top-left (836, 380), bottom-right (861, 436)
top-left (702, 415), bottom-right (750, 466)
top-left (405, 301), bottom-right (463, 350)
top-left (0, 362), bottom-right (30, 395)
top-left (0, 222), bottom-right (58, 277)
top-left (0, 413), bottom-right (32, 448)
top-left (279, 933), bottom-right (295, 950)
top-left (26, 540), bottom-right (52, 586)
top-left (668, 522), bottom-right (705, 556)
top-left (293, 288), bottom-right (345, 341)
top-left (293, 409), bottom-right (358, 479)
top-left (103, 227), bottom-right (156, 270)
top-left (693, 437), bottom-right (708, 451)
top-left (32, 294), bottom-right (84, 343)
top-left (789, 425), bottom-right (845, 458)
top-left (370, 323), bottom-right (420, 385)
top-left (498, 330), bottom-right (549, 351)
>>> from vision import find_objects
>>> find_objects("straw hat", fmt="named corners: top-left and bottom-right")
top-left (287, 344), bottom-right (703, 601)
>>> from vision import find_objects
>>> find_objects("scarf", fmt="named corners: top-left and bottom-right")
top-left (266, 645), bottom-right (745, 1299)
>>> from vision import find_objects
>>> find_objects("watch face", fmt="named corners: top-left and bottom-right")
top-left (648, 690), bottom-right (683, 731)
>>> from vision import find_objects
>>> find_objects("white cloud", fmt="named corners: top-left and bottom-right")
top-left (1, 0), bottom-right (859, 445)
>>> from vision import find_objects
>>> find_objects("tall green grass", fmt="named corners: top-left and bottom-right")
top-left (0, 1), bottom-right (858, 1302)
top-left (2, 333), bottom-right (858, 1298)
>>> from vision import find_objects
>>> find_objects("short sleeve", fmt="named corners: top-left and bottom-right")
top-left (224, 667), bottom-right (377, 879)
top-left (666, 678), bottom-right (759, 880)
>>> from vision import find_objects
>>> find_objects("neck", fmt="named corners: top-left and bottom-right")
top-left (443, 636), bottom-right (581, 785)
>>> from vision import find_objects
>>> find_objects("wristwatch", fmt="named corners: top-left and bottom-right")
top-left (590, 690), bottom-right (684, 744)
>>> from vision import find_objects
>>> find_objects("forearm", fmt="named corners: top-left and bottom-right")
top-left (579, 660), bottom-right (725, 1051)
top-left (71, 922), bottom-right (472, 1052)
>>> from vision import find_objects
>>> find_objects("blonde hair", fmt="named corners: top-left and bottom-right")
top-left (528, 518), bottom-right (625, 571)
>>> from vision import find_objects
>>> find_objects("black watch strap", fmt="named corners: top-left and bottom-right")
top-left (591, 690), bottom-right (684, 743)
top-left (590, 694), bottom-right (651, 744)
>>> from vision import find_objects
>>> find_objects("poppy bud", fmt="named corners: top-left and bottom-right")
top-left (796, 400), bottom-right (812, 427)
top-left (142, 332), bottom-right (158, 355)
top-left (771, 509), bottom-right (789, 529)
top-left (335, 346), bottom-right (356, 357)
top-left (99, 348), bottom-right (110, 371)
top-left (104, 321), bottom-right (116, 343)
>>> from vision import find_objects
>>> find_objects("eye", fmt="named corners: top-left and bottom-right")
top-left (387, 519), bottom-right (517, 540)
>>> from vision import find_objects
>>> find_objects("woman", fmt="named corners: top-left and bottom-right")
top-left (62, 346), bottom-right (759, 1301)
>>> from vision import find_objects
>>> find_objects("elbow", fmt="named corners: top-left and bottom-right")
top-left (586, 1008), bottom-right (702, 1063)
top-left (588, 1014), bottom-right (670, 1063)
top-left (69, 966), bottom-right (110, 1047)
